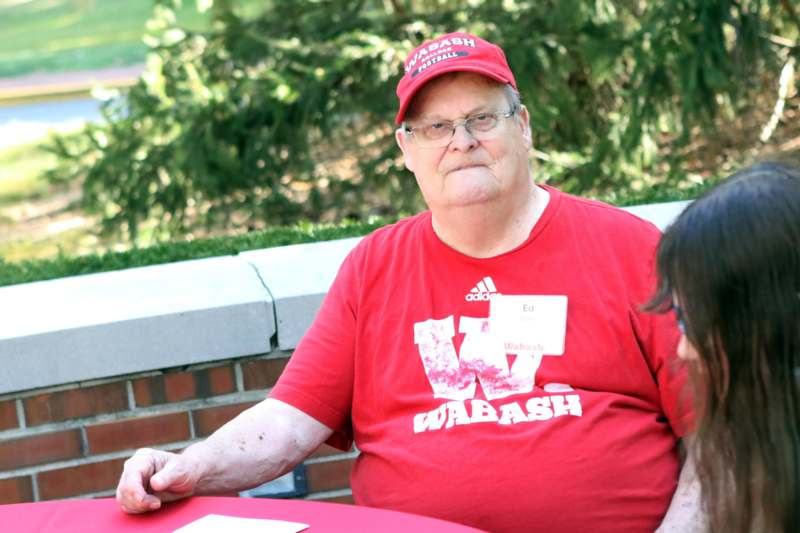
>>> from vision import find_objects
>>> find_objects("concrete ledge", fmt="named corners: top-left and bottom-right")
top-left (0, 256), bottom-right (274, 395)
top-left (0, 200), bottom-right (690, 395)
top-left (1, 304), bottom-right (268, 394)
top-left (241, 238), bottom-right (362, 350)
top-left (622, 200), bottom-right (691, 231)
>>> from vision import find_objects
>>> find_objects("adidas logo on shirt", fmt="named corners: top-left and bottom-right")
top-left (465, 276), bottom-right (500, 301)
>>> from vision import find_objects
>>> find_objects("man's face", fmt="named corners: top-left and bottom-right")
top-left (396, 72), bottom-right (532, 212)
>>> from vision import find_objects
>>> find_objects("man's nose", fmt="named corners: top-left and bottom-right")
top-left (448, 122), bottom-right (478, 151)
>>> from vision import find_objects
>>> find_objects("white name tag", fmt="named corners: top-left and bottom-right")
top-left (489, 295), bottom-right (568, 355)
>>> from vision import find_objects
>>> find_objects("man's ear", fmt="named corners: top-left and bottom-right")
top-left (396, 128), bottom-right (416, 173)
top-left (517, 104), bottom-right (532, 147)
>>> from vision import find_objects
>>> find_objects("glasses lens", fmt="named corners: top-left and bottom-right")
top-left (468, 113), bottom-right (499, 133)
top-left (671, 304), bottom-right (686, 333)
top-left (420, 122), bottom-right (453, 141)
top-left (407, 108), bottom-right (514, 148)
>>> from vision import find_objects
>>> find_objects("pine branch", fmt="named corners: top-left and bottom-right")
top-left (779, 0), bottom-right (800, 36)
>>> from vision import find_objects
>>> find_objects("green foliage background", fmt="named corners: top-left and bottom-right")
top-left (48, 0), bottom-right (800, 243)
top-left (0, 216), bottom-right (396, 288)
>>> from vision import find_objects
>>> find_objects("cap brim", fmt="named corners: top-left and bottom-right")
top-left (395, 63), bottom-right (512, 125)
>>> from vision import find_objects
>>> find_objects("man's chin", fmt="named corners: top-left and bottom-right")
top-left (443, 187), bottom-right (501, 208)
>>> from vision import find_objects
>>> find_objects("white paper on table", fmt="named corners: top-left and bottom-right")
top-left (172, 513), bottom-right (310, 533)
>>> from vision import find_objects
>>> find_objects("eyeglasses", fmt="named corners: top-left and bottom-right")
top-left (671, 303), bottom-right (687, 334)
top-left (403, 106), bottom-right (518, 148)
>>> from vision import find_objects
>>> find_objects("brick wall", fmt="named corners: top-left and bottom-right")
top-left (0, 353), bottom-right (355, 505)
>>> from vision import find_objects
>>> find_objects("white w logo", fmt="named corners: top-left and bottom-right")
top-left (413, 315), bottom-right (552, 401)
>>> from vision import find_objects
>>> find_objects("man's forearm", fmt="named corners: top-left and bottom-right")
top-left (185, 398), bottom-right (333, 495)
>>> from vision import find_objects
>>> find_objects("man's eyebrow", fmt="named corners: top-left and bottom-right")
top-left (465, 103), bottom-right (496, 115)
top-left (411, 103), bottom-right (498, 123)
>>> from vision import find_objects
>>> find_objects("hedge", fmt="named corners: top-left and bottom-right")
top-left (0, 181), bottom-right (714, 288)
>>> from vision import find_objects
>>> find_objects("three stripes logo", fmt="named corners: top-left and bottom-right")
top-left (465, 276), bottom-right (499, 302)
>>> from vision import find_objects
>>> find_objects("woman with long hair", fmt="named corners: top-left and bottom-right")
top-left (648, 161), bottom-right (800, 532)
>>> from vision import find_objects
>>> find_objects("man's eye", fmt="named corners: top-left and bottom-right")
top-left (421, 122), bottom-right (451, 138)
top-left (472, 113), bottom-right (493, 124)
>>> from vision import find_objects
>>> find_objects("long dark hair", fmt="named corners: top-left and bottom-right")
top-left (648, 161), bottom-right (800, 532)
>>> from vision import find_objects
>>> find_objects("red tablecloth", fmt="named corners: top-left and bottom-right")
top-left (0, 496), bottom-right (488, 532)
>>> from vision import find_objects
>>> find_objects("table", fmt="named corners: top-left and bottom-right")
top-left (0, 496), bottom-right (488, 532)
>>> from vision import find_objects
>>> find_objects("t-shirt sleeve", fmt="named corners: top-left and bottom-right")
top-left (268, 245), bottom-right (362, 451)
top-left (638, 300), bottom-right (695, 437)
top-left (631, 226), bottom-right (695, 437)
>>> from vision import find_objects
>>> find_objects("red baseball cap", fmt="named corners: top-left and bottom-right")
top-left (395, 32), bottom-right (517, 125)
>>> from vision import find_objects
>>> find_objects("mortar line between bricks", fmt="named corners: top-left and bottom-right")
top-left (187, 408), bottom-right (196, 439)
top-left (31, 472), bottom-right (40, 501)
top-left (15, 398), bottom-right (26, 429)
top-left (0, 439), bottom-right (201, 480)
top-left (234, 363), bottom-right (245, 392)
top-left (125, 381), bottom-right (136, 410)
top-left (303, 450), bottom-right (360, 464)
top-left (0, 354), bottom-right (283, 403)
top-left (255, 350), bottom-right (294, 360)
top-left (0, 374), bottom-right (159, 401)
top-left (0, 439), bottom-right (360, 481)
top-left (61, 488), bottom-right (116, 500)
top-left (80, 426), bottom-right (90, 456)
top-left (0, 390), bottom-right (268, 440)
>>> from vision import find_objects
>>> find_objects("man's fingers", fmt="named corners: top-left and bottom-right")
top-left (117, 489), bottom-right (162, 514)
top-left (116, 448), bottom-right (177, 513)
top-left (149, 458), bottom-right (195, 494)
top-left (116, 451), bottom-right (154, 512)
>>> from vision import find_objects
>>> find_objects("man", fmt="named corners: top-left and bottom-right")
top-left (117, 33), bottom-right (700, 532)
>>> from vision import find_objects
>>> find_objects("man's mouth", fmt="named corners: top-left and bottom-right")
top-left (447, 163), bottom-right (485, 173)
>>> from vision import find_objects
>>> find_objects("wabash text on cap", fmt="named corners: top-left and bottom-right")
top-left (395, 32), bottom-right (517, 125)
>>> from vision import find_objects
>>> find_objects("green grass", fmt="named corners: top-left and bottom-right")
top-left (0, 216), bottom-right (400, 288)
top-left (0, 177), bottom-right (719, 288)
top-left (0, 226), bottom-right (92, 263)
top-left (596, 180), bottom-right (719, 207)
top-left (0, 0), bottom-right (263, 78)
top-left (0, 135), bottom-right (77, 261)
top-left (0, 138), bottom-right (57, 205)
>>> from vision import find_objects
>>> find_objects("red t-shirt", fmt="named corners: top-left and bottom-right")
top-left (271, 186), bottom-right (691, 532)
